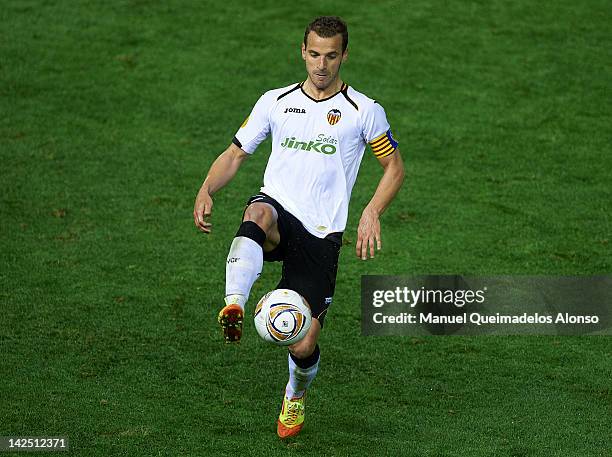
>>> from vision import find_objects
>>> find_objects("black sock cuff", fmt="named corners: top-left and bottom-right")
top-left (290, 344), bottom-right (320, 369)
top-left (235, 221), bottom-right (266, 247)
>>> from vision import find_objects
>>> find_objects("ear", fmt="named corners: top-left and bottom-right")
top-left (342, 47), bottom-right (348, 63)
top-left (301, 42), bottom-right (306, 61)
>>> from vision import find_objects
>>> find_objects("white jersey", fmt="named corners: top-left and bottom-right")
top-left (234, 81), bottom-right (398, 239)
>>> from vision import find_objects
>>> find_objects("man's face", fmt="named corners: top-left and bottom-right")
top-left (302, 31), bottom-right (347, 91)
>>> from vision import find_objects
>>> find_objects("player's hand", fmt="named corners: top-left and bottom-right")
top-left (193, 186), bottom-right (213, 233)
top-left (356, 206), bottom-right (381, 260)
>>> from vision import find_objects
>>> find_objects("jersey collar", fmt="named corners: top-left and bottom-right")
top-left (300, 81), bottom-right (348, 103)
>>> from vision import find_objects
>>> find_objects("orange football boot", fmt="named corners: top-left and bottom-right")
top-left (217, 304), bottom-right (243, 343)
top-left (277, 393), bottom-right (305, 438)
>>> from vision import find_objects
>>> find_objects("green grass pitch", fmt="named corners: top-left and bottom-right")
top-left (1, 1), bottom-right (611, 456)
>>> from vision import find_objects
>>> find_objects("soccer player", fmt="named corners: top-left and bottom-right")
top-left (193, 16), bottom-right (404, 438)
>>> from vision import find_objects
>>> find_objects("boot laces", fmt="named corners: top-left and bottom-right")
top-left (285, 399), bottom-right (304, 425)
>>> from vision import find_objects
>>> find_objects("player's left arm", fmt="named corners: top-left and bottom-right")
top-left (356, 149), bottom-right (405, 260)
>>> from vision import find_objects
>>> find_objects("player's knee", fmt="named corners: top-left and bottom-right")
top-left (288, 339), bottom-right (317, 360)
top-left (243, 203), bottom-right (275, 231)
top-left (288, 315), bottom-right (320, 359)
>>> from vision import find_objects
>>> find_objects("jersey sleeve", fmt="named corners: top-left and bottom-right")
top-left (361, 102), bottom-right (398, 158)
top-left (233, 92), bottom-right (273, 154)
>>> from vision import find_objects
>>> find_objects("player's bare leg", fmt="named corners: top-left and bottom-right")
top-left (277, 317), bottom-right (321, 438)
top-left (219, 202), bottom-right (280, 343)
top-left (244, 202), bottom-right (281, 252)
top-left (288, 318), bottom-right (320, 360)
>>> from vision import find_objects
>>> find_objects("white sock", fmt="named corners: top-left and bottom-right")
top-left (225, 236), bottom-right (263, 311)
top-left (285, 353), bottom-right (319, 399)
top-left (224, 294), bottom-right (247, 310)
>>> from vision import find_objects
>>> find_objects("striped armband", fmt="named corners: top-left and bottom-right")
top-left (369, 129), bottom-right (398, 158)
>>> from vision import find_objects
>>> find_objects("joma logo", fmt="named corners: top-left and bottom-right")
top-left (284, 107), bottom-right (306, 114)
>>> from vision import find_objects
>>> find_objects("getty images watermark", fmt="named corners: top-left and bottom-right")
top-left (361, 276), bottom-right (612, 335)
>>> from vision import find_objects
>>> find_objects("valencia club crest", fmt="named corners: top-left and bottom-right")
top-left (327, 109), bottom-right (341, 125)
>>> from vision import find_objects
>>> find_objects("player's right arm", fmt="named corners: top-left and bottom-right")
top-left (193, 143), bottom-right (248, 233)
top-left (193, 90), bottom-right (273, 233)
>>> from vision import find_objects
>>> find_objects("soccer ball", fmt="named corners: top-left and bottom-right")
top-left (254, 289), bottom-right (311, 346)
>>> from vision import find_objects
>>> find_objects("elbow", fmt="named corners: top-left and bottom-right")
top-left (392, 158), bottom-right (405, 186)
top-left (397, 163), bottom-right (405, 183)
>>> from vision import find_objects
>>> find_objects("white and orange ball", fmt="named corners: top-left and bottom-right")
top-left (254, 289), bottom-right (311, 346)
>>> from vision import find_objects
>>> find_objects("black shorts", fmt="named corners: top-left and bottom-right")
top-left (244, 193), bottom-right (342, 328)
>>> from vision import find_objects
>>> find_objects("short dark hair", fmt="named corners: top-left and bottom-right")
top-left (304, 16), bottom-right (348, 53)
